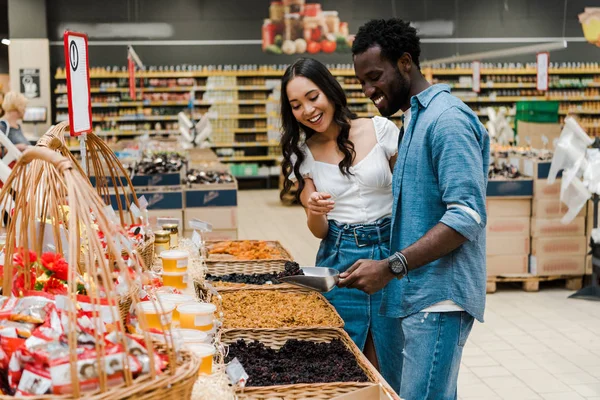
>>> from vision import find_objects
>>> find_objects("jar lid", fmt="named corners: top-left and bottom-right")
top-left (162, 224), bottom-right (178, 229)
top-left (285, 13), bottom-right (301, 19)
top-left (322, 11), bottom-right (339, 16)
top-left (154, 230), bottom-right (171, 239)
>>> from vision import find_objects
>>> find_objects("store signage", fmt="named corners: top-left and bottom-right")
top-left (63, 30), bottom-right (92, 136)
top-left (19, 69), bottom-right (40, 99)
top-left (472, 61), bottom-right (481, 93)
top-left (536, 52), bottom-right (549, 91)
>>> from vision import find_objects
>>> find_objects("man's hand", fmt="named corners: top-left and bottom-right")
top-left (306, 191), bottom-right (334, 215)
top-left (338, 259), bottom-right (395, 295)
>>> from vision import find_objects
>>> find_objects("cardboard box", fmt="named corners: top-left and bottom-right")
top-left (586, 255), bottom-right (593, 275)
top-left (487, 255), bottom-right (529, 276)
top-left (531, 236), bottom-right (588, 256)
top-left (588, 200), bottom-right (595, 237)
top-left (529, 255), bottom-right (585, 276)
top-left (331, 385), bottom-right (394, 400)
top-left (487, 236), bottom-right (530, 256)
top-left (530, 217), bottom-right (586, 237)
top-left (487, 217), bottom-right (531, 236)
top-left (487, 179), bottom-right (533, 198)
top-left (183, 229), bottom-right (238, 241)
top-left (184, 207), bottom-right (238, 231)
top-left (90, 173), bottom-right (181, 188)
top-left (534, 179), bottom-right (561, 199)
top-left (532, 199), bottom-right (586, 219)
top-left (516, 122), bottom-right (561, 153)
top-left (147, 209), bottom-right (184, 232)
top-left (110, 190), bottom-right (183, 210)
top-left (486, 198), bottom-right (531, 217)
top-left (183, 182), bottom-right (238, 208)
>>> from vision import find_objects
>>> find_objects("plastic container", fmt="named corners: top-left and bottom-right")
top-left (162, 271), bottom-right (189, 290)
top-left (157, 293), bottom-right (195, 322)
top-left (187, 343), bottom-right (216, 375)
top-left (160, 250), bottom-right (189, 273)
top-left (177, 303), bottom-right (217, 331)
top-left (175, 328), bottom-right (209, 345)
top-left (138, 301), bottom-right (176, 330)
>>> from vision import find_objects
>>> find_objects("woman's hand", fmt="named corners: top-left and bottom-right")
top-left (306, 191), bottom-right (335, 215)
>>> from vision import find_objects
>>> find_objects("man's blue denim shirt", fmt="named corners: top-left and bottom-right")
top-left (381, 84), bottom-right (489, 323)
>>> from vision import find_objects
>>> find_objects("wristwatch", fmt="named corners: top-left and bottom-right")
top-left (387, 252), bottom-right (407, 278)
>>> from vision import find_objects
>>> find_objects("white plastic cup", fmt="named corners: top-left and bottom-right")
top-left (175, 328), bottom-right (209, 344)
top-left (160, 250), bottom-right (189, 273)
top-left (187, 343), bottom-right (216, 375)
top-left (161, 271), bottom-right (189, 289)
top-left (177, 303), bottom-right (216, 331)
top-left (138, 301), bottom-right (176, 330)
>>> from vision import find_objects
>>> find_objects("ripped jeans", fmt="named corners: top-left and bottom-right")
top-left (316, 217), bottom-right (403, 394)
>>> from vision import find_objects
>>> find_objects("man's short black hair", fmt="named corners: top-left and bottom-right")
top-left (352, 19), bottom-right (421, 69)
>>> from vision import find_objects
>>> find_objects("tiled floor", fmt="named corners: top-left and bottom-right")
top-left (237, 190), bottom-right (600, 399)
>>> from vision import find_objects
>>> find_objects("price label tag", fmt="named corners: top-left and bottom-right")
top-left (130, 203), bottom-right (142, 221)
top-left (226, 358), bottom-right (249, 388)
top-left (64, 31), bottom-right (92, 136)
top-left (472, 61), bottom-right (481, 93)
top-left (191, 230), bottom-right (202, 248)
top-left (537, 52), bottom-right (549, 91)
top-left (190, 218), bottom-right (212, 232)
top-left (138, 196), bottom-right (148, 211)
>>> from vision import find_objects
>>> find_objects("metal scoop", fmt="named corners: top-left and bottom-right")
top-left (278, 267), bottom-right (340, 293)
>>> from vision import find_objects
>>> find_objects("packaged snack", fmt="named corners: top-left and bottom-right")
top-left (0, 320), bottom-right (35, 339)
top-left (9, 295), bottom-right (55, 324)
top-left (49, 344), bottom-right (127, 395)
top-left (15, 365), bottom-right (52, 396)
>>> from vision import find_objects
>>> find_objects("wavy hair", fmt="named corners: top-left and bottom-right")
top-left (279, 58), bottom-right (356, 203)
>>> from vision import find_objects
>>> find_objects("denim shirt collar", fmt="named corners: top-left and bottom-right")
top-left (412, 84), bottom-right (451, 109)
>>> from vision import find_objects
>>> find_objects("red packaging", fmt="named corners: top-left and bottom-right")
top-left (15, 365), bottom-right (52, 396)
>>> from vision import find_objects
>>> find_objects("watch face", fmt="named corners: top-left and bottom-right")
top-left (391, 259), bottom-right (404, 275)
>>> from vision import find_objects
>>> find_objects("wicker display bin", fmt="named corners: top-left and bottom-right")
top-left (217, 287), bottom-right (344, 330)
top-left (205, 240), bottom-right (293, 273)
top-left (222, 328), bottom-right (399, 400)
top-left (0, 145), bottom-right (200, 399)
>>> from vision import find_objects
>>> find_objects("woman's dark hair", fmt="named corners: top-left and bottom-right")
top-left (279, 58), bottom-right (356, 203)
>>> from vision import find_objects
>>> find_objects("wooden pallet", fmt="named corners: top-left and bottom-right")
top-left (486, 274), bottom-right (583, 294)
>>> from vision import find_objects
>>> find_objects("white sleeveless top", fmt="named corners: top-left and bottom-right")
top-left (291, 116), bottom-right (399, 224)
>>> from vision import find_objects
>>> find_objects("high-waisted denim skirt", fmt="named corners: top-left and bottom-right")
top-left (316, 216), bottom-right (402, 393)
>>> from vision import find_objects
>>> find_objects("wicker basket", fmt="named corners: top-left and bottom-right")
top-left (221, 328), bottom-right (399, 400)
top-left (217, 287), bottom-right (344, 330)
top-left (0, 146), bottom-right (200, 398)
top-left (205, 240), bottom-right (293, 274)
top-left (202, 259), bottom-right (298, 291)
top-left (37, 123), bottom-right (155, 269)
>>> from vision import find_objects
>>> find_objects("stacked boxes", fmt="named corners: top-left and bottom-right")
top-left (525, 160), bottom-right (587, 276)
top-left (485, 178), bottom-right (533, 276)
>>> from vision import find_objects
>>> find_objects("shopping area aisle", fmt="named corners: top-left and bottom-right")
top-left (238, 190), bottom-right (600, 400)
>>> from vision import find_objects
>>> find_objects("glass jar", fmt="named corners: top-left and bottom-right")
top-left (162, 224), bottom-right (179, 248)
top-left (284, 13), bottom-right (302, 41)
top-left (262, 19), bottom-right (276, 51)
top-left (269, 1), bottom-right (285, 23)
top-left (154, 230), bottom-right (171, 254)
top-left (304, 3), bottom-right (321, 17)
top-left (303, 16), bottom-right (322, 43)
top-left (283, 0), bottom-right (304, 14)
top-left (339, 22), bottom-right (349, 37)
top-left (323, 11), bottom-right (340, 35)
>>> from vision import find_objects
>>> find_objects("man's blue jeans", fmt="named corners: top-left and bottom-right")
top-left (399, 311), bottom-right (475, 400)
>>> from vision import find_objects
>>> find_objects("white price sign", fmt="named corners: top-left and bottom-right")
top-left (64, 31), bottom-right (92, 136)
top-left (536, 52), bottom-right (549, 91)
top-left (472, 61), bottom-right (481, 93)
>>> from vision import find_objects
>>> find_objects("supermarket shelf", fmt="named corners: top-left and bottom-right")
top-left (430, 68), bottom-right (600, 75)
top-left (559, 109), bottom-right (600, 115)
top-left (57, 99), bottom-right (271, 108)
top-left (459, 96), bottom-right (547, 102)
top-left (54, 68), bottom-right (600, 81)
top-left (210, 114), bottom-right (268, 119)
top-left (92, 130), bottom-right (179, 136)
top-left (233, 128), bottom-right (268, 133)
top-left (354, 112), bottom-right (403, 119)
top-left (235, 175), bottom-right (279, 179)
top-left (218, 155), bottom-right (281, 162)
top-left (210, 141), bottom-right (277, 147)
top-left (548, 96), bottom-right (600, 101)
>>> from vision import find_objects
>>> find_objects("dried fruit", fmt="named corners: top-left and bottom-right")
top-left (217, 290), bottom-right (341, 329)
top-left (225, 339), bottom-right (369, 386)
top-left (206, 273), bottom-right (281, 286)
top-left (276, 261), bottom-right (304, 279)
